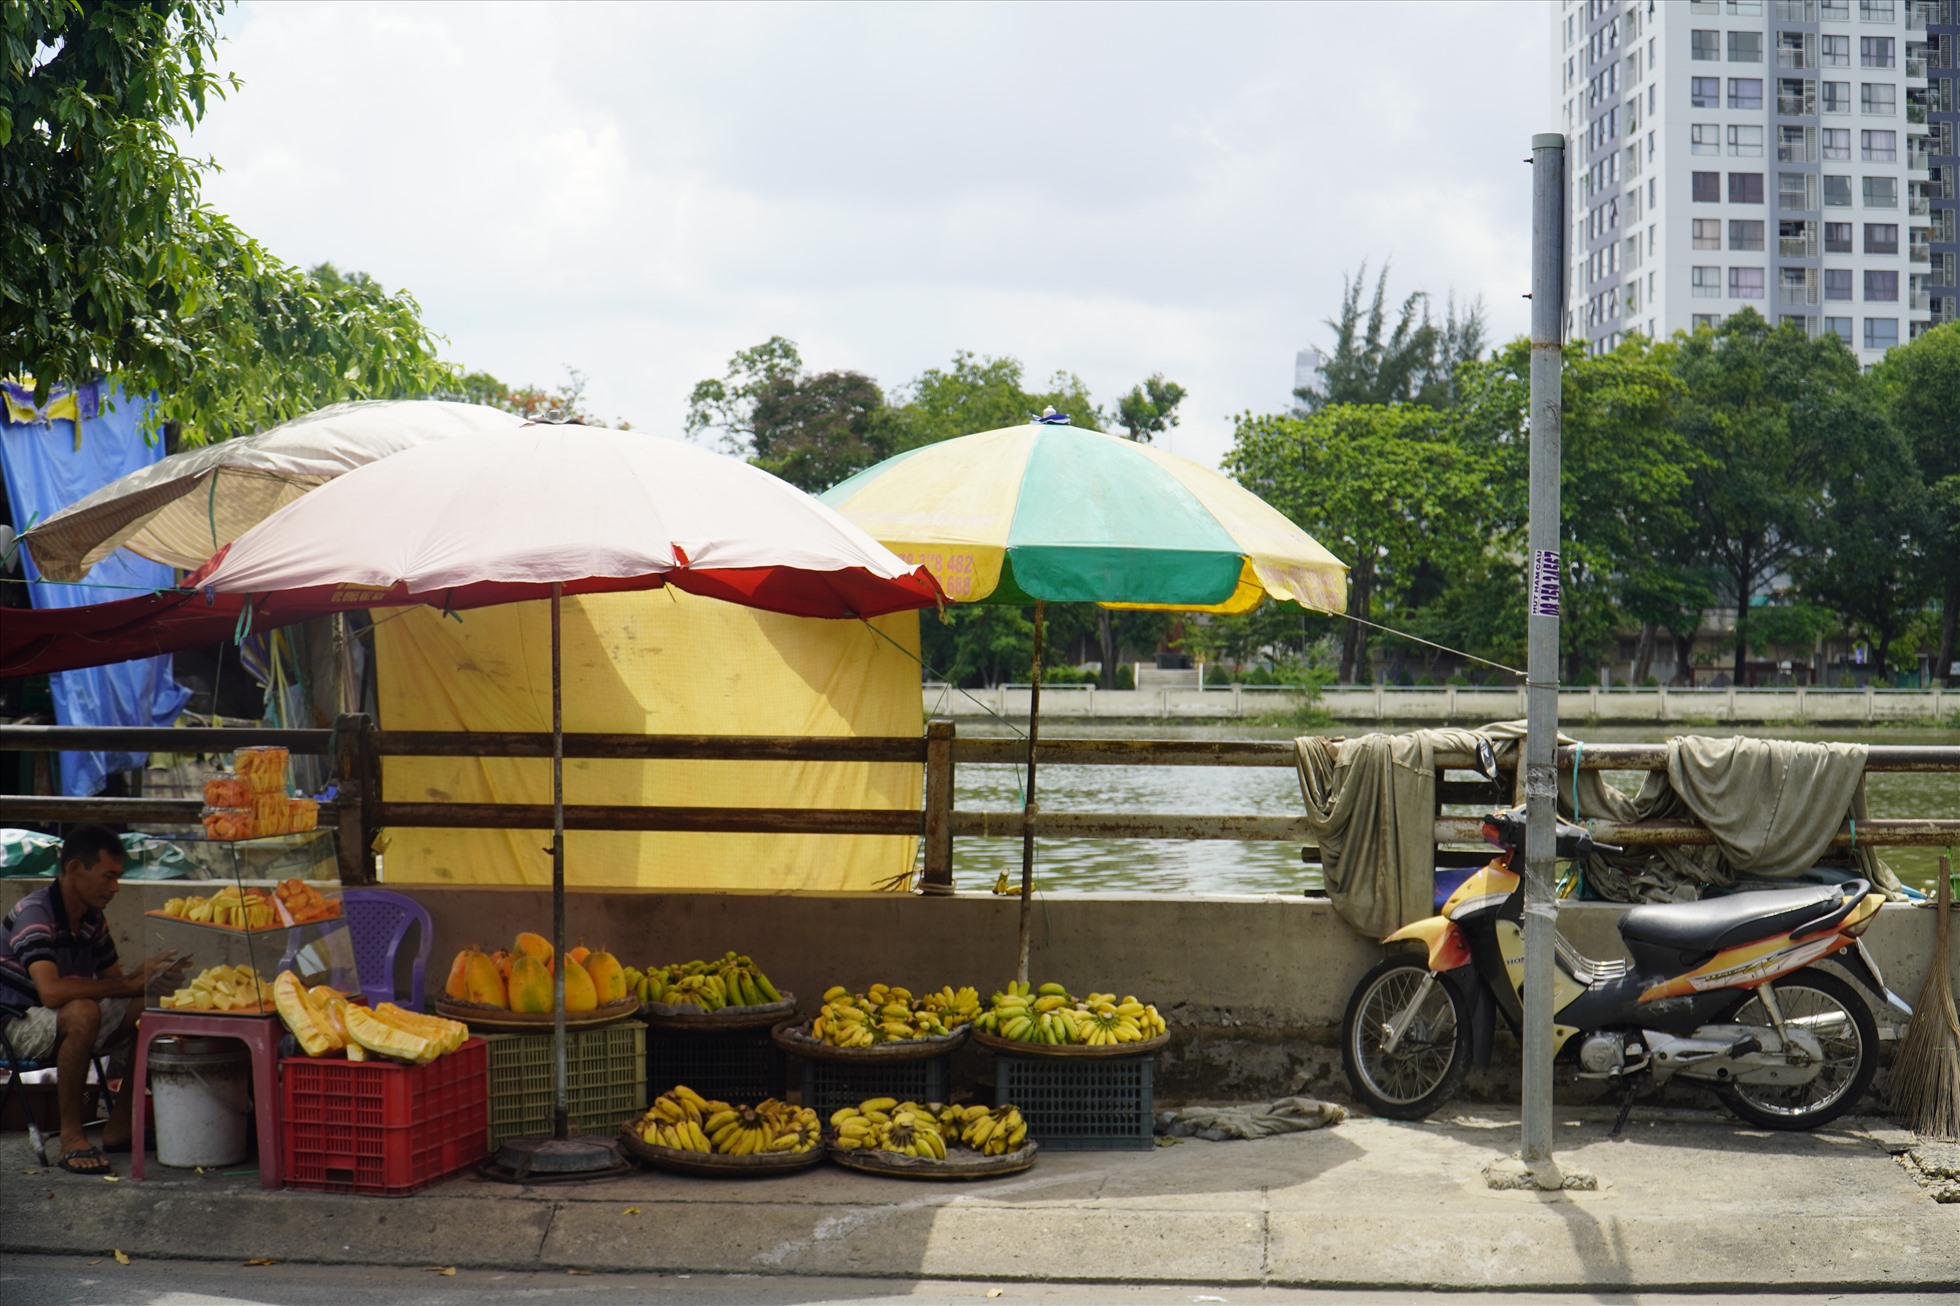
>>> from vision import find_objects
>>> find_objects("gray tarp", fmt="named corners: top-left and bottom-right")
top-left (1154, 1096), bottom-right (1346, 1140)
top-left (1297, 722), bottom-right (1904, 938)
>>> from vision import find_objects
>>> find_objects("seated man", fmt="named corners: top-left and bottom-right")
top-left (1, 824), bottom-right (180, 1175)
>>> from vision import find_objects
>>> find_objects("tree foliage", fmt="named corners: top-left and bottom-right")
top-left (2, 2), bottom-right (452, 441)
top-left (1293, 262), bottom-right (1488, 412)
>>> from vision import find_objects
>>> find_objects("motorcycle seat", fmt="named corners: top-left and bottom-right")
top-left (1618, 882), bottom-right (1858, 955)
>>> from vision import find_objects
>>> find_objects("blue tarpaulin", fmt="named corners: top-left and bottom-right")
top-left (0, 383), bottom-right (191, 796)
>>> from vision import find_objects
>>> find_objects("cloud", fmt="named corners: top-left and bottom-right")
top-left (192, 0), bottom-right (1549, 469)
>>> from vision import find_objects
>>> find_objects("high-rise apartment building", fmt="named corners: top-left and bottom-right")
top-left (1553, 0), bottom-right (1954, 362)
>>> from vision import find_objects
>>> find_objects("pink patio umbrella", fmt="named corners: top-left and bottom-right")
top-left (189, 424), bottom-right (943, 1173)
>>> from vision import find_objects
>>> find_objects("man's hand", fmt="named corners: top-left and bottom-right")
top-left (136, 950), bottom-right (188, 992)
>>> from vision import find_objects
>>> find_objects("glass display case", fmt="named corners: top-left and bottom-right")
top-left (143, 828), bottom-right (362, 1014)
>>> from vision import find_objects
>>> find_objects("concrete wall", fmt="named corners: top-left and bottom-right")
top-left (931, 683), bottom-right (1955, 724)
top-left (10, 879), bottom-right (1949, 1102)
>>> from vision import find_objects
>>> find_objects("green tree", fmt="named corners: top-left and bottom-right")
top-left (1665, 310), bottom-right (1854, 684)
top-left (683, 335), bottom-right (804, 453)
top-left (1293, 262), bottom-right (1488, 412)
top-left (2, 2), bottom-right (451, 440)
top-left (684, 337), bottom-right (894, 491)
top-left (1869, 322), bottom-right (1960, 685)
top-left (1227, 403), bottom-right (1485, 683)
top-left (888, 350), bottom-right (1102, 448)
top-left (1114, 373), bottom-right (1186, 443)
top-left (443, 363), bottom-right (625, 427)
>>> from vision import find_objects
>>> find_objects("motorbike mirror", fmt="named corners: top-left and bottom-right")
top-left (1474, 737), bottom-right (1499, 781)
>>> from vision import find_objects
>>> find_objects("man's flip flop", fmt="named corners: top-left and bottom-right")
top-left (58, 1146), bottom-right (114, 1176)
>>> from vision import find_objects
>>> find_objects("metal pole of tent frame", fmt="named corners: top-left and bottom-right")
top-left (551, 582), bottom-right (568, 1140)
top-left (1523, 132), bottom-right (1566, 1175)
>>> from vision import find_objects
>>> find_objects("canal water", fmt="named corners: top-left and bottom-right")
top-left (950, 722), bottom-right (1960, 897)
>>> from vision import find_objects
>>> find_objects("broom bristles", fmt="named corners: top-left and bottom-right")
top-left (1891, 854), bottom-right (1959, 1141)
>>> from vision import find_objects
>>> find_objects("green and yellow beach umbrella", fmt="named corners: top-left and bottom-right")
top-left (823, 420), bottom-right (1348, 978)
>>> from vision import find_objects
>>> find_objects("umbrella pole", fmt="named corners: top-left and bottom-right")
top-left (551, 582), bottom-right (568, 1141)
top-left (1015, 601), bottom-right (1044, 984)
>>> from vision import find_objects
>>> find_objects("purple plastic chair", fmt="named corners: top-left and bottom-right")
top-left (280, 888), bottom-right (434, 1010)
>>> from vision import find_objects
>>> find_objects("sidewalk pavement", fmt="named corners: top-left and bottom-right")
top-left (5, 1107), bottom-right (1956, 1293)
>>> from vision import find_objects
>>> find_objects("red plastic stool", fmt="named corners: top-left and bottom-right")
top-left (130, 1013), bottom-right (283, 1189)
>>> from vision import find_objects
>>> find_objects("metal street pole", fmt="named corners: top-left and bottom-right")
top-left (1522, 132), bottom-right (1566, 1175)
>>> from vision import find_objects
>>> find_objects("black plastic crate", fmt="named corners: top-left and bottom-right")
top-left (799, 1057), bottom-right (949, 1120)
top-left (646, 1028), bottom-right (785, 1105)
top-left (994, 1054), bottom-right (1153, 1151)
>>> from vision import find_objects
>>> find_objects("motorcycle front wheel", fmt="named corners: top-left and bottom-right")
top-left (1341, 956), bottom-right (1471, 1119)
top-left (1715, 967), bottom-right (1879, 1131)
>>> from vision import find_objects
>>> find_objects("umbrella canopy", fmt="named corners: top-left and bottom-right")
top-left (22, 400), bottom-right (529, 582)
top-left (192, 426), bottom-right (943, 620)
top-left (819, 422), bottom-right (1348, 614)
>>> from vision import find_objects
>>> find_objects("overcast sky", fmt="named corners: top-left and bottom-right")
top-left (190, 1), bottom-right (1551, 473)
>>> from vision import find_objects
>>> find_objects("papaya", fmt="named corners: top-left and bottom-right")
top-left (566, 944), bottom-right (590, 968)
top-left (443, 949), bottom-right (474, 1001)
top-left (376, 1003), bottom-right (467, 1055)
top-left (490, 949), bottom-right (514, 982)
top-left (344, 1003), bottom-right (438, 1064)
top-left (583, 950), bottom-right (627, 1004)
top-left (274, 970), bottom-right (341, 1056)
top-left (464, 948), bottom-right (508, 1008)
top-left (508, 954), bottom-right (553, 1013)
top-left (514, 931), bottom-right (555, 974)
top-left (563, 957), bottom-right (599, 1012)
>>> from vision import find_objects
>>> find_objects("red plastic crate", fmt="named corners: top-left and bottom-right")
top-left (281, 1038), bottom-right (489, 1195)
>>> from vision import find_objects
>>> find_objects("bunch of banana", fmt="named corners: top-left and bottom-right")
top-left (628, 953), bottom-right (785, 1009)
top-left (161, 963), bottom-right (275, 1013)
top-left (955, 1104), bottom-right (1028, 1156)
top-left (636, 1085), bottom-right (720, 1151)
top-left (807, 982), bottom-right (977, 1047)
top-left (917, 984), bottom-right (982, 1028)
top-left (829, 1098), bottom-right (947, 1159)
top-left (975, 982), bottom-right (1167, 1046)
top-left (705, 1099), bottom-right (821, 1155)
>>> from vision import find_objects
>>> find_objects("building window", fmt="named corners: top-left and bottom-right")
top-left (1863, 176), bottom-right (1897, 207)
top-left (1865, 270), bottom-right (1899, 301)
top-left (1824, 174), bottom-right (1854, 206)
top-left (1860, 129), bottom-right (1896, 161)
top-left (1822, 80), bottom-right (1851, 114)
top-left (1692, 124), bottom-right (1722, 155)
top-left (1692, 29), bottom-right (1722, 60)
top-left (1864, 317), bottom-right (1898, 350)
top-left (1826, 268), bottom-right (1855, 299)
top-left (1860, 37), bottom-right (1894, 68)
top-left (1693, 266), bottom-right (1723, 297)
top-left (1821, 34), bottom-right (1850, 66)
top-left (1729, 0), bottom-right (1764, 14)
top-left (1730, 219), bottom-right (1766, 250)
top-left (1693, 171), bottom-right (1722, 202)
top-left (1822, 0), bottom-right (1850, 17)
top-left (1729, 78), bottom-right (1763, 109)
top-left (1857, 1), bottom-right (1894, 23)
top-left (1693, 218), bottom-right (1724, 248)
top-left (1824, 316), bottom-right (1852, 341)
top-left (1730, 267), bottom-right (1766, 299)
top-left (1729, 31), bottom-right (1763, 62)
top-left (1825, 221), bottom-right (1854, 252)
top-left (1692, 76), bottom-right (1722, 108)
top-left (1729, 172), bottom-right (1765, 203)
top-left (1865, 221), bottom-right (1899, 253)
top-left (1860, 83), bottom-right (1895, 116)
top-left (1729, 125), bottom-right (1764, 157)
top-left (1823, 128), bottom-right (1852, 159)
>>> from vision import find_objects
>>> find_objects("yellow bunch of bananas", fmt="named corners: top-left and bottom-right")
top-left (807, 982), bottom-right (979, 1048)
top-left (972, 982), bottom-right (1166, 1046)
top-left (637, 1085), bottom-right (718, 1151)
top-left (956, 1104), bottom-right (1028, 1156)
top-left (704, 1099), bottom-right (820, 1155)
top-left (918, 984), bottom-right (982, 1027)
top-left (830, 1097), bottom-right (947, 1159)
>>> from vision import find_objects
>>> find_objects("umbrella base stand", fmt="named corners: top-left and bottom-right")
top-left (488, 1134), bottom-right (630, 1183)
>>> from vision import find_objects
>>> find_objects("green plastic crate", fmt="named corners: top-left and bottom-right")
top-left (484, 1020), bottom-right (647, 1147)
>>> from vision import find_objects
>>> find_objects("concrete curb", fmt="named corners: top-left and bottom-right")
top-left (6, 1113), bottom-right (1956, 1290)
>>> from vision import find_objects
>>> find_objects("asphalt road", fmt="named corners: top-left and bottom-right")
top-left (5, 1257), bottom-right (1955, 1306)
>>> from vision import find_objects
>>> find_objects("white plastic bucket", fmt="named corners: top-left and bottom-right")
top-left (149, 1036), bottom-right (251, 1168)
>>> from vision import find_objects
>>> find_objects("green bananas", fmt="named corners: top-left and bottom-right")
top-left (625, 951), bottom-right (784, 1011)
top-left (970, 981), bottom-right (1168, 1047)
top-left (636, 1085), bottom-right (818, 1155)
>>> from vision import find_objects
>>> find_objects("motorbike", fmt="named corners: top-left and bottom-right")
top-left (1340, 805), bottom-right (1913, 1133)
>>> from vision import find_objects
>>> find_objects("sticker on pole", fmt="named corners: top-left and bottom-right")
top-left (1530, 550), bottom-right (1561, 617)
